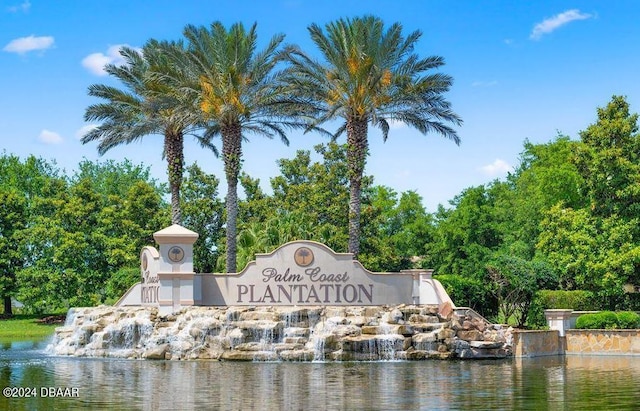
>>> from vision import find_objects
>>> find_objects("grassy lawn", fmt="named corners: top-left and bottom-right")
top-left (0, 314), bottom-right (65, 341)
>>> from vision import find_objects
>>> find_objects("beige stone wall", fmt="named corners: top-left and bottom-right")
top-left (514, 329), bottom-right (640, 357)
top-left (565, 330), bottom-right (640, 355)
top-left (512, 330), bottom-right (563, 357)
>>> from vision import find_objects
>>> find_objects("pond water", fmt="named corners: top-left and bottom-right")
top-left (1, 338), bottom-right (640, 410)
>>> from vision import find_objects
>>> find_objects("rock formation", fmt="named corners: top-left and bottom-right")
top-left (50, 305), bottom-right (512, 361)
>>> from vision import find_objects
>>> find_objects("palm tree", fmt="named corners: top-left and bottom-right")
top-left (82, 40), bottom-right (215, 225)
top-left (283, 15), bottom-right (462, 256)
top-left (180, 22), bottom-right (301, 273)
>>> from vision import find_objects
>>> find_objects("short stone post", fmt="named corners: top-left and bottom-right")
top-left (153, 224), bottom-right (199, 314)
top-left (544, 309), bottom-right (573, 337)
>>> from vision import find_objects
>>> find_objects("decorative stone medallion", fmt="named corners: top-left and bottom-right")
top-left (294, 246), bottom-right (314, 267)
top-left (168, 246), bottom-right (185, 263)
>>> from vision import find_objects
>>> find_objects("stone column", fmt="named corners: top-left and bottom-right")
top-left (544, 309), bottom-right (573, 337)
top-left (153, 224), bottom-right (199, 314)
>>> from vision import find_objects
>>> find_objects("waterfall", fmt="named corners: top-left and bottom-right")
top-left (49, 305), bottom-right (512, 361)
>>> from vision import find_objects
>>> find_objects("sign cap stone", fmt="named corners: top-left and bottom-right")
top-left (153, 224), bottom-right (199, 244)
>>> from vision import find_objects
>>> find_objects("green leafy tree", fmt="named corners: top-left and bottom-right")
top-left (537, 204), bottom-right (640, 309)
top-left (16, 160), bottom-right (168, 312)
top-left (536, 97), bottom-right (640, 309)
top-left (486, 255), bottom-right (556, 327)
top-left (238, 173), bottom-right (275, 226)
top-left (283, 15), bottom-right (462, 255)
top-left (270, 143), bottom-right (351, 251)
top-left (231, 142), bottom-right (434, 272)
top-left (182, 21), bottom-right (302, 273)
top-left (575, 95), bottom-right (640, 219)
top-left (83, 40), bottom-right (214, 225)
top-left (359, 187), bottom-right (434, 272)
top-left (181, 163), bottom-right (224, 273)
top-left (429, 184), bottom-right (504, 279)
top-left (0, 189), bottom-right (27, 315)
top-left (498, 136), bottom-right (585, 259)
top-left (0, 154), bottom-right (63, 315)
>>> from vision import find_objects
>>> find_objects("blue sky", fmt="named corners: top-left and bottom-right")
top-left (2, 1), bottom-right (639, 211)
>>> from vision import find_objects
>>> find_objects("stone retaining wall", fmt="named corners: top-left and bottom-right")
top-left (565, 330), bottom-right (640, 355)
top-left (512, 330), bottom-right (563, 357)
top-left (512, 329), bottom-right (640, 357)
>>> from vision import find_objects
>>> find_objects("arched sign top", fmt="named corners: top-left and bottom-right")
top-left (231, 240), bottom-right (356, 276)
top-left (202, 240), bottom-right (418, 306)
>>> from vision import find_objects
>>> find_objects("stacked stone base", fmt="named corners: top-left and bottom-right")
top-left (51, 305), bottom-right (512, 361)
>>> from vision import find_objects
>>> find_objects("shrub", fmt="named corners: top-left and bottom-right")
top-left (599, 311), bottom-right (619, 328)
top-left (436, 274), bottom-right (497, 318)
top-left (575, 311), bottom-right (640, 329)
top-left (616, 311), bottom-right (640, 329)
top-left (575, 313), bottom-right (599, 329)
top-left (537, 290), bottom-right (595, 310)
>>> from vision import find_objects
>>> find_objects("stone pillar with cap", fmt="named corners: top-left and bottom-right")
top-left (153, 224), bottom-right (199, 314)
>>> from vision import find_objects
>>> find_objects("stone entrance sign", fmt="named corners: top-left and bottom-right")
top-left (115, 225), bottom-right (454, 314)
top-left (140, 246), bottom-right (160, 305)
top-left (197, 241), bottom-right (415, 306)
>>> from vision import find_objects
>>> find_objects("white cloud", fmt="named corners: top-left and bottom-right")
top-left (3, 35), bottom-right (54, 54)
top-left (81, 44), bottom-right (135, 76)
top-left (480, 159), bottom-right (512, 176)
top-left (7, 1), bottom-right (30, 12)
top-left (38, 129), bottom-right (63, 145)
top-left (530, 9), bottom-right (593, 40)
top-left (75, 124), bottom-right (98, 139)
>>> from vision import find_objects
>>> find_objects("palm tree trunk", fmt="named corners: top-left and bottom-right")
top-left (346, 117), bottom-right (369, 256)
top-left (222, 122), bottom-right (243, 273)
top-left (165, 131), bottom-right (184, 225)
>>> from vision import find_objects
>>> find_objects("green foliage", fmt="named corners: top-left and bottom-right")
top-left (270, 143), bottom-right (351, 252)
top-left (526, 290), bottom-right (597, 329)
top-left (536, 290), bottom-right (596, 310)
top-left (575, 311), bottom-right (639, 329)
top-left (428, 184), bottom-right (504, 280)
top-left (537, 204), bottom-right (640, 308)
top-left (1, 156), bottom-right (169, 313)
top-left (575, 313), bottom-right (600, 329)
top-left (575, 95), bottom-right (640, 219)
top-left (229, 142), bottom-right (434, 273)
top-left (486, 255), bottom-right (557, 327)
top-left (435, 274), bottom-right (497, 318)
top-left (0, 154), bottom-right (63, 316)
top-left (181, 163), bottom-right (224, 273)
top-left (359, 187), bottom-right (434, 272)
top-left (616, 311), bottom-right (640, 329)
top-left (104, 267), bottom-right (140, 304)
top-left (499, 136), bottom-right (585, 259)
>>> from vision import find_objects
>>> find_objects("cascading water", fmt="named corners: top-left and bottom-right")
top-left (50, 305), bottom-right (512, 361)
top-left (309, 319), bottom-right (337, 361)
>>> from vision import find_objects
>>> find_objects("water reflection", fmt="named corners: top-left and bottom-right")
top-left (2, 341), bottom-right (640, 410)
